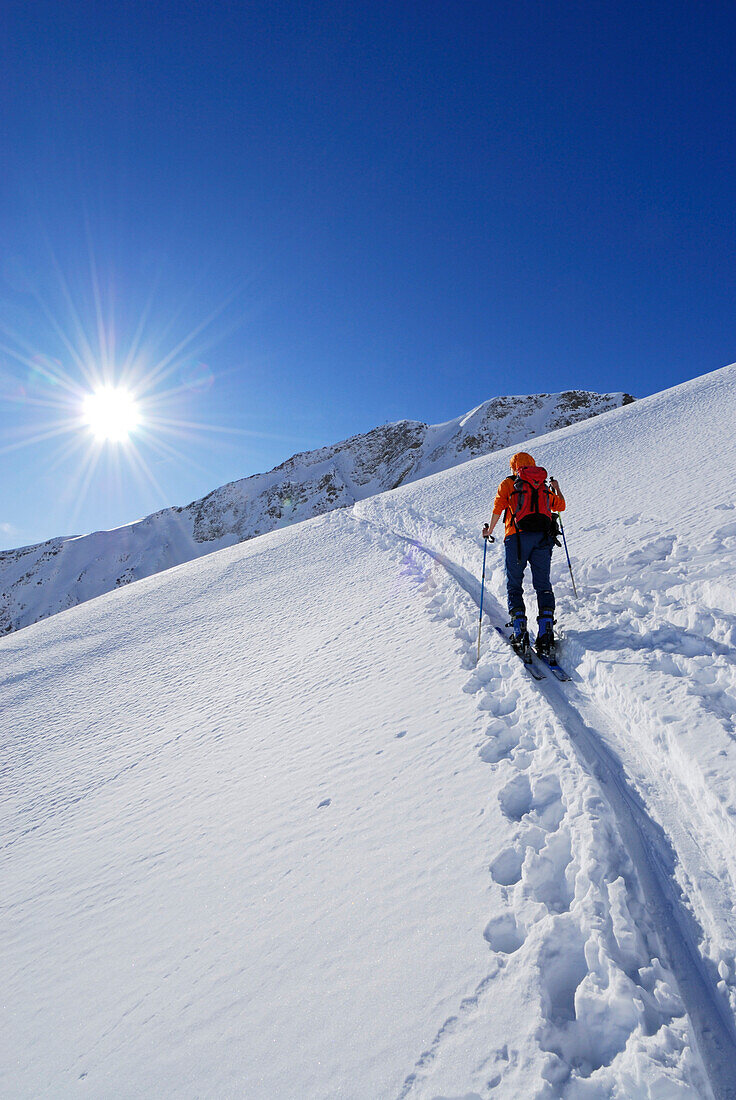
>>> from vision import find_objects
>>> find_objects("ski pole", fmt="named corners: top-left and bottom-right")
top-left (556, 513), bottom-right (578, 599)
top-left (477, 535), bottom-right (489, 663)
top-left (549, 474), bottom-right (578, 599)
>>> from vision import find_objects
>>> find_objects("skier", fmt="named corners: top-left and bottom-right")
top-left (482, 452), bottom-right (565, 657)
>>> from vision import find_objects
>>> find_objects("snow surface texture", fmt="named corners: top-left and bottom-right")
top-left (0, 389), bottom-right (629, 636)
top-left (3, 365), bottom-right (736, 1097)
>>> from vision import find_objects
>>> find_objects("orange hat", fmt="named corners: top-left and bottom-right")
top-left (510, 451), bottom-right (535, 471)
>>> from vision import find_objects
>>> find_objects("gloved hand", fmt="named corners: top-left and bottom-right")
top-left (549, 477), bottom-right (560, 494)
top-left (482, 524), bottom-right (495, 542)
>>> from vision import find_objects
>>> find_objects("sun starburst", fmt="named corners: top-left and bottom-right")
top-left (0, 244), bottom-right (300, 541)
top-left (82, 386), bottom-right (141, 443)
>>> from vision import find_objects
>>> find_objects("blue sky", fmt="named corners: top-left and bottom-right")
top-left (1, 1), bottom-right (735, 548)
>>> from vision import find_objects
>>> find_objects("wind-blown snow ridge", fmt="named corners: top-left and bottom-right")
top-left (0, 388), bottom-right (629, 635)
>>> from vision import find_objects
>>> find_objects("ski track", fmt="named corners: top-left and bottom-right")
top-left (352, 508), bottom-right (736, 1099)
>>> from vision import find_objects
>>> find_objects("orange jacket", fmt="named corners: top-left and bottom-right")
top-left (492, 476), bottom-right (565, 540)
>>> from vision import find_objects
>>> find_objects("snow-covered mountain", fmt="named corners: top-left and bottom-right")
top-left (3, 363), bottom-right (736, 1097)
top-left (0, 389), bottom-right (630, 635)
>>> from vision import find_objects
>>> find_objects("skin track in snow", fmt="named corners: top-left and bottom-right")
top-left (360, 517), bottom-right (736, 1097)
top-left (356, 513), bottom-right (710, 1096)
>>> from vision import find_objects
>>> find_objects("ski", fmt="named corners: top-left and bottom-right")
top-left (532, 646), bottom-right (570, 681)
top-left (493, 626), bottom-right (545, 679)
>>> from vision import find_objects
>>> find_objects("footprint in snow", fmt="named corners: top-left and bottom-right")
top-left (531, 774), bottom-right (566, 832)
top-left (497, 773), bottom-right (533, 822)
top-left (318, 799), bottom-right (331, 809)
top-left (497, 773), bottom-right (565, 832)
top-left (478, 718), bottom-right (519, 765)
top-left (478, 727), bottom-right (518, 765)
top-left (463, 667), bottom-right (496, 693)
top-left (522, 828), bottom-right (574, 913)
top-left (483, 912), bottom-right (525, 954)
top-left (537, 919), bottom-right (588, 1028)
top-left (479, 689), bottom-right (518, 719)
top-left (489, 845), bottom-right (525, 886)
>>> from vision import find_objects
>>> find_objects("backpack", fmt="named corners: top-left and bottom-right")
top-left (505, 466), bottom-right (556, 534)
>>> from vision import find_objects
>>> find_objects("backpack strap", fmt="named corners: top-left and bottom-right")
top-left (501, 475), bottom-right (515, 526)
top-left (503, 476), bottom-right (523, 562)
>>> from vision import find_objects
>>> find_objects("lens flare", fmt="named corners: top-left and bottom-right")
top-left (82, 386), bottom-right (141, 442)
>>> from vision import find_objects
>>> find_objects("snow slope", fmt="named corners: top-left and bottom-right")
top-left (0, 389), bottom-right (629, 637)
top-left (3, 364), bottom-right (736, 1098)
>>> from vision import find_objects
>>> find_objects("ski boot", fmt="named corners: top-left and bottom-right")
top-left (508, 609), bottom-right (532, 661)
top-left (535, 611), bottom-right (556, 660)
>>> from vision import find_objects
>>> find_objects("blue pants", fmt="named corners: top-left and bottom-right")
top-left (504, 531), bottom-right (555, 619)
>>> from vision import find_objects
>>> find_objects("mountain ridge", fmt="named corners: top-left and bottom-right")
top-left (0, 388), bottom-right (632, 634)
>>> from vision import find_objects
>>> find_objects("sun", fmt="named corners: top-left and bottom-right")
top-left (82, 386), bottom-right (141, 442)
